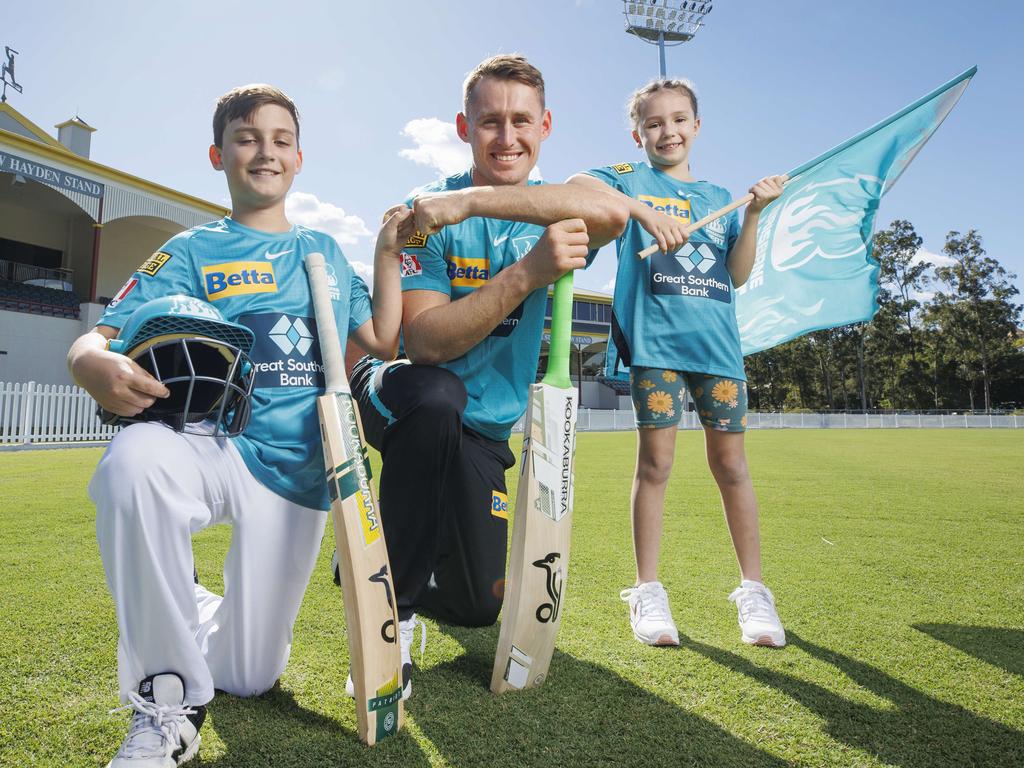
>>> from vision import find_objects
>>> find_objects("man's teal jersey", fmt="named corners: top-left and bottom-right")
top-left (99, 217), bottom-right (371, 510)
top-left (400, 171), bottom-right (547, 441)
top-left (585, 162), bottom-right (745, 381)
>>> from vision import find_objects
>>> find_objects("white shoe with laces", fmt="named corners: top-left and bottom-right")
top-left (346, 614), bottom-right (426, 700)
top-left (106, 673), bottom-right (204, 768)
top-left (620, 581), bottom-right (680, 646)
top-left (729, 580), bottom-right (786, 647)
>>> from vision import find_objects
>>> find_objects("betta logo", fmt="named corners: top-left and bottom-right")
top-left (202, 261), bottom-right (277, 300)
top-left (447, 256), bottom-right (489, 287)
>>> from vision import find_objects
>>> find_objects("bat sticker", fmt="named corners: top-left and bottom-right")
top-left (368, 565), bottom-right (397, 643)
top-left (532, 552), bottom-right (563, 623)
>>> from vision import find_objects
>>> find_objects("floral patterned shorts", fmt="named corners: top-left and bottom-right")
top-left (629, 367), bottom-right (748, 432)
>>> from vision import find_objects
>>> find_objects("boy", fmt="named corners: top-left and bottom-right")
top-left (68, 84), bottom-right (412, 767)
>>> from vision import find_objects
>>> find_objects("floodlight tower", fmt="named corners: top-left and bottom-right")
top-left (623, 1), bottom-right (713, 78)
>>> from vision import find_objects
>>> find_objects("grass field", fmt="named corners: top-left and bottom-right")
top-left (2, 429), bottom-right (1023, 767)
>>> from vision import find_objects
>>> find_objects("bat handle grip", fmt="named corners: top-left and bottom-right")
top-left (305, 252), bottom-right (348, 394)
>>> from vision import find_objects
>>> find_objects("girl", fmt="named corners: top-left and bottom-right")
top-left (570, 79), bottom-right (786, 647)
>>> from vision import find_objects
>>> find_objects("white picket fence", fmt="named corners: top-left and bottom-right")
top-left (1, 381), bottom-right (1020, 447)
top-left (0, 381), bottom-right (119, 445)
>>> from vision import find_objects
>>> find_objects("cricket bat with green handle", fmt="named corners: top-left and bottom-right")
top-left (490, 271), bottom-right (578, 693)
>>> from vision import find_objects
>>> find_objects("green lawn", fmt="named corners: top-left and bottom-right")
top-left (2, 430), bottom-right (1022, 767)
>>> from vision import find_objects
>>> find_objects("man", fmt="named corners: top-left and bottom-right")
top-left (344, 54), bottom-right (628, 696)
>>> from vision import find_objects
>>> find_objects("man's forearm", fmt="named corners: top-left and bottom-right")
top-left (404, 267), bottom-right (536, 364)
top-left (452, 184), bottom-right (628, 249)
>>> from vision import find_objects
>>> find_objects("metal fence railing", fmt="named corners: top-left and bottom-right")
top-left (1, 382), bottom-right (1019, 447)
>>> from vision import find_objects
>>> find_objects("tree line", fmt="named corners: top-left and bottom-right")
top-left (744, 220), bottom-right (1024, 412)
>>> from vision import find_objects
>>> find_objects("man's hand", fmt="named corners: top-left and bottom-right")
top-left (375, 204), bottom-right (417, 258)
top-left (635, 204), bottom-right (689, 254)
top-left (747, 175), bottom-right (786, 214)
top-left (519, 219), bottom-right (590, 291)
top-left (72, 341), bottom-right (169, 417)
top-left (412, 190), bottom-right (472, 236)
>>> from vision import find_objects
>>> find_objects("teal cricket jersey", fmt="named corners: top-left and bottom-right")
top-left (400, 171), bottom-right (547, 441)
top-left (585, 162), bottom-right (746, 381)
top-left (99, 217), bottom-right (371, 510)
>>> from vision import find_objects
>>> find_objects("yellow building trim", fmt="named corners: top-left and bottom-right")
top-left (0, 122), bottom-right (228, 217)
top-left (0, 103), bottom-right (65, 149)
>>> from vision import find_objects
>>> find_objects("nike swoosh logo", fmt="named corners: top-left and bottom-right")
top-left (493, 235), bottom-right (509, 247)
top-left (264, 249), bottom-right (293, 260)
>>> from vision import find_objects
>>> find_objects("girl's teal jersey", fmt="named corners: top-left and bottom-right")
top-left (99, 216), bottom-right (371, 510)
top-left (585, 161), bottom-right (746, 381)
top-left (400, 171), bottom-right (548, 441)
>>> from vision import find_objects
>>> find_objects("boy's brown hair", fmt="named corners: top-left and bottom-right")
top-left (462, 54), bottom-right (546, 111)
top-left (212, 84), bottom-right (300, 147)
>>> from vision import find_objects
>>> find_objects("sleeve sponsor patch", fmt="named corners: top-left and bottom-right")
top-left (400, 251), bottom-right (422, 277)
top-left (137, 251), bottom-right (173, 277)
top-left (612, 163), bottom-right (634, 175)
top-left (405, 231), bottom-right (428, 248)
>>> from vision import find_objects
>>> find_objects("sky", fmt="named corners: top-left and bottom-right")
top-left (5, 0), bottom-right (1023, 298)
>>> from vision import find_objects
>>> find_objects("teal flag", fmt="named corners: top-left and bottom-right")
top-left (736, 66), bottom-right (976, 355)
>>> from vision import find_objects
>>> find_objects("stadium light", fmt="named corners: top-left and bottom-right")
top-left (622, 0), bottom-right (713, 77)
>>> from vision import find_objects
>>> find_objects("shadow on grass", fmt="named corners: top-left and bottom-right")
top-left (407, 624), bottom-right (789, 768)
top-left (681, 632), bottom-right (1024, 768)
top-left (913, 624), bottom-right (1024, 678)
top-left (199, 686), bottom-right (430, 768)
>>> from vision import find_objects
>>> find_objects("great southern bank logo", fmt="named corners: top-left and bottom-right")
top-left (269, 316), bottom-right (314, 355)
top-left (675, 243), bottom-right (716, 274)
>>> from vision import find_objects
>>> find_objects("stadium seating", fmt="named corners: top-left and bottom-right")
top-left (0, 278), bottom-right (80, 319)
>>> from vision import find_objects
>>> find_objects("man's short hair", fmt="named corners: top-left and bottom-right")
top-left (462, 54), bottom-right (546, 111)
top-left (212, 84), bottom-right (300, 148)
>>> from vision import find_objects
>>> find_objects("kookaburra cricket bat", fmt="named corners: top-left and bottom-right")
top-left (490, 271), bottom-right (578, 693)
top-left (305, 253), bottom-right (403, 744)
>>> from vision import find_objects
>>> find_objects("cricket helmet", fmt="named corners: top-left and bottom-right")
top-left (104, 295), bottom-right (256, 436)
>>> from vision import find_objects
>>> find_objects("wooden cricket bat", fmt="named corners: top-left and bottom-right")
top-left (305, 253), bottom-right (403, 744)
top-left (490, 271), bottom-right (578, 693)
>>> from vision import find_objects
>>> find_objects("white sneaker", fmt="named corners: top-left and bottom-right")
top-left (729, 580), bottom-right (786, 647)
top-left (346, 614), bottom-right (425, 700)
top-left (106, 673), bottom-right (204, 768)
top-left (620, 581), bottom-right (680, 646)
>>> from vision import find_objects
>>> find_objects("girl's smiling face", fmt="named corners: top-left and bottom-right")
top-left (633, 88), bottom-right (701, 174)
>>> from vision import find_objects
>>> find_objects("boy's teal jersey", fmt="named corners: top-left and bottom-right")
top-left (585, 161), bottom-right (746, 381)
top-left (99, 217), bottom-right (371, 510)
top-left (400, 171), bottom-right (547, 441)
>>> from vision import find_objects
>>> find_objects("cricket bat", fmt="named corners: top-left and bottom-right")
top-left (305, 253), bottom-right (403, 744)
top-left (490, 271), bottom-right (578, 693)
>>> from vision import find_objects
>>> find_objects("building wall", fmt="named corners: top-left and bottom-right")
top-left (0, 309), bottom-right (86, 385)
top-left (97, 218), bottom-right (182, 299)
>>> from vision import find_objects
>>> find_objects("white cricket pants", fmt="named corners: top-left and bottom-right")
top-left (89, 423), bottom-right (327, 706)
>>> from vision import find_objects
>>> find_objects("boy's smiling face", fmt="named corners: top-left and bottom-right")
top-left (210, 104), bottom-right (302, 217)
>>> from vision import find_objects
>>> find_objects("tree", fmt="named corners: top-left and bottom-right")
top-left (927, 230), bottom-right (1022, 411)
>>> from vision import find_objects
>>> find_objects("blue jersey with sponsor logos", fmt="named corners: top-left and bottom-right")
top-left (585, 162), bottom-right (745, 381)
top-left (400, 171), bottom-right (546, 441)
top-left (99, 217), bottom-right (371, 510)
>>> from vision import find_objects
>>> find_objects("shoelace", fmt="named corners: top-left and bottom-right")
top-left (400, 615), bottom-right (427, 661)
top-left (620, 583), bottom-right (672, 622)
top-left (729, 585), bottom-right (776, 622)
top-left (109, 692), bottom-right (197, 758)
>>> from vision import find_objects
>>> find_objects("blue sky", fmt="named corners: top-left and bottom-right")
top-left (6, 0), bottom-right (1022, 297)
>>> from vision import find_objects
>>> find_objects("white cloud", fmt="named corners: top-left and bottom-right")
top-left (399, 118), bottom-right (471, 177)
top-left (349, 258), bottom-right (375, 288)
top-left (285, 191), bottom-right (371, 246)
top-left (913, 247), bottom-right (956, 269)
top-left (602, 277), bottom-right (616, 292)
